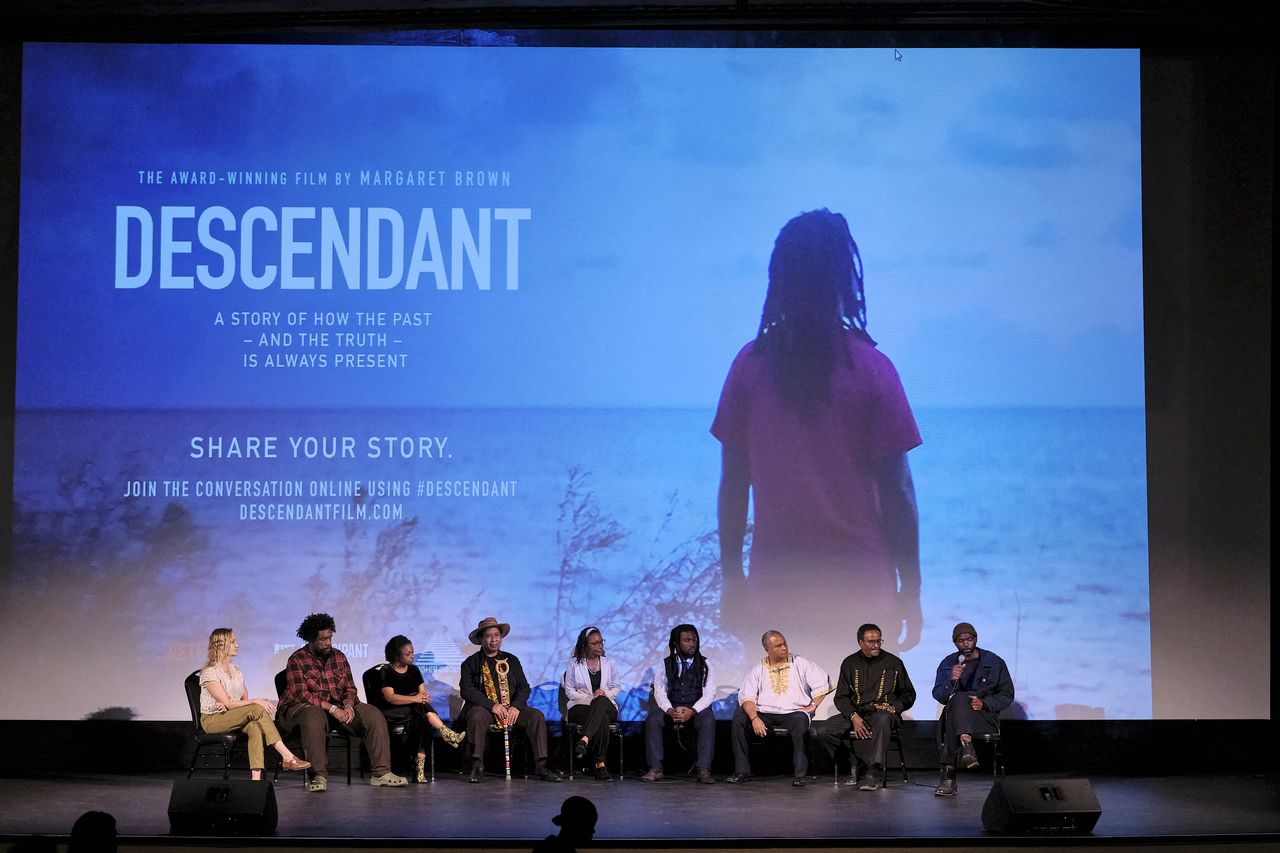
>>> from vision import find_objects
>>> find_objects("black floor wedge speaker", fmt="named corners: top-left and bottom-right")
top-left (981, 778), bottom-right (1101, 834)
top-left (167, 779), bottom-right (278, 836)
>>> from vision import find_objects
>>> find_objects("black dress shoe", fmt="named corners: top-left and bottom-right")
top-left (858, 766), bottom-right (883, 791)
top-left (958, 741), bottom-right (979, 769)
top-left (725, 773), bottom-right (751, 784)
top-left (696, 769), bottom-right (715, 784)
top-left (534, 761), bottom-right (563, 782)
top-left (792, 777), bottom-right (807, 787)
top-left (574, 739), bottom-right (589, 760)
top-left (468, 760), bottom-right (484, 783)
top-left (594, 766), bottom-right (614, 782)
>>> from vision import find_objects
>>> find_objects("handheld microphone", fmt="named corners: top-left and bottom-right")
top-left (949, 653), bottom-right (965, 691)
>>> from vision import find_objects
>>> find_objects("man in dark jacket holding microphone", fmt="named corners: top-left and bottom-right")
top-left (931, 622), bottom-right (1014, 796)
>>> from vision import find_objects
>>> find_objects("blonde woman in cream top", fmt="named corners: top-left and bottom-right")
top-left (199, 628), bottom-right (310, 779)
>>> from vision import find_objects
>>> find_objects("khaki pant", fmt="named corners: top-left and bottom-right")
top-left (201, 704), bottom-right (282, 770)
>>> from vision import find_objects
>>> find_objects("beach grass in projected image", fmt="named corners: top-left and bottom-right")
top-left (6, 43), bottom-right (1148, 720)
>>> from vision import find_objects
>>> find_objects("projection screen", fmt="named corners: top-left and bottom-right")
top-left (5, 42), bottom-right (1147, 721)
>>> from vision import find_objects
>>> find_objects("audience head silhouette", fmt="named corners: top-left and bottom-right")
top-left (68, 810), bottom-right (117, 853)
top-left (551, 795), bottom-right (597, 845)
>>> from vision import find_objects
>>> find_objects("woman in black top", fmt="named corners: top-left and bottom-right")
top-left (378, 635), bottom-right (464, 782)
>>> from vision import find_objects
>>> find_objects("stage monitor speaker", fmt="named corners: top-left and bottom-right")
top-left (167, 779), bottom-right (278, 836)
top-left (981, 778), bottom-right (1101, 834)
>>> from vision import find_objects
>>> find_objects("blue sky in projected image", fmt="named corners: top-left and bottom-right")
top-left (18, 44), bottom-right (1142, 410)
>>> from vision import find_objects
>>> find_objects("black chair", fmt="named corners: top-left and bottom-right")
top-left (273, 669), bottom-right (354, 784)
top-left (830, 715), bottom-right (909, 787)
top-left (362, 664), bottom-right (437, 782)
top-left (753, 720), bottom-right (817, 780)
top-left (973, 729), bottom-right (1005, 776)
top-left (447, 685), bottom-right (539, 780)
top-left (184, 670), bottom-right (256, 779)
top-left (644, 685), bottom-right (698, 778)
top-left (558, 674), bottom-right (624, 780)
top-left (935, 703), bottom-right (1005, 778)
top-left (480, 721), bottom-right (533, 779)
top-left (666, 721), bottom-right (696, 776)
top-left (645, 681), bottom-right (732, 778)
top-left (931, 696), bottom-right (1008, 783)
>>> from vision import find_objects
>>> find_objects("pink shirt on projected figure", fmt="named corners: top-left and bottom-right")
top-left (712, 334), bottom-right (921, 635)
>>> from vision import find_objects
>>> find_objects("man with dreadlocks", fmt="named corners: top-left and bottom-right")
top-left (712, 209), bottom-right (923, 660)
top-left (640, 624), bottom-right (717, 784)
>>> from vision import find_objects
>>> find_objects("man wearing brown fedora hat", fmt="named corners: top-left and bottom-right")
top-left (458, 616), bottom-right (561, 782)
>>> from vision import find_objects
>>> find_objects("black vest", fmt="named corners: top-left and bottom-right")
top-left (664, 655), bottom-right (705, 708)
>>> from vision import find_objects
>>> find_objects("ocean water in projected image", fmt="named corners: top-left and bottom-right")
top-left (7, 405), bottom-right (1149, 721)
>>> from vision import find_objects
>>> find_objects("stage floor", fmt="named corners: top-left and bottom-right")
top-left (2, 769), bottom-right (1278, 849)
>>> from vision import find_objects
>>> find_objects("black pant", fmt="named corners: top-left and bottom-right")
top-left (731, 708), bottom-right (810, 776)
top-left (937, 692), bottom-right (999, 766)
top-left (817, 710), bottom-right (893, 769)
top-left (567, 696), bottom-right (617, 760)
top-left (464, 705), bottom-right (549, 763)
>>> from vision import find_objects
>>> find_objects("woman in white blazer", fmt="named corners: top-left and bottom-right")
top-left (562, 625), bottom-right (622, 781)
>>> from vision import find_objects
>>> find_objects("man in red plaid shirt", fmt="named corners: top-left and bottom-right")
top-left (278, 613), bottom-right (407, 792)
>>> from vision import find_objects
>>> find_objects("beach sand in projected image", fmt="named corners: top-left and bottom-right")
top-left (5, 407), bottom-right (1149, 720)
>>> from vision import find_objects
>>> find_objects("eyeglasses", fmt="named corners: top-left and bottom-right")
top-left (860, 638), bottom-right (883, 645)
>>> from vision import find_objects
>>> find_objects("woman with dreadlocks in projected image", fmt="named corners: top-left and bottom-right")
top-left (712, 209), bottom-right (923, 659)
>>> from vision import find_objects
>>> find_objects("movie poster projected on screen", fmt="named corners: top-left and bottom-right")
top-left (7, 42), bottom-right (1148, 720)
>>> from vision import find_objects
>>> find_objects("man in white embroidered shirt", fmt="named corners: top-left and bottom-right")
top-left (727, 630), bottom-right (832, 787)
